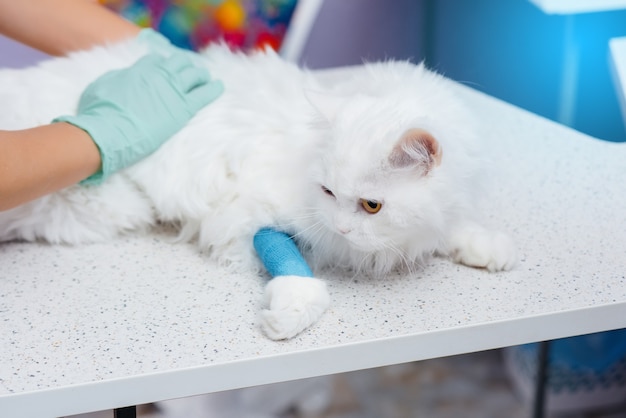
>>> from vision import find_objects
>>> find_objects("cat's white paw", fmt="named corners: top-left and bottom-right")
top-left (260, 275), bottom-right (330, 340)
top-left (448, 225), bottom-right (517, 272)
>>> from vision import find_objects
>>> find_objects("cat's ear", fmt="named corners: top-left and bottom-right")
top-left (389, 129), bottom-right (442, 172)
top-left (304, 90), bottom-right (343, 122)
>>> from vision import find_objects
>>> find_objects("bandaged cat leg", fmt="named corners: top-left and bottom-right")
top-left (254, 228), bottom-right (330, 340)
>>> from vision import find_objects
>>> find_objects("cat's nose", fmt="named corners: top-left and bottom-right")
top-left (337, 227), bottom-right (351, 235)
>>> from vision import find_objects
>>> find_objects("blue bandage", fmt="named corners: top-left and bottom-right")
top-left (253, 228), bottom-right (314, 278)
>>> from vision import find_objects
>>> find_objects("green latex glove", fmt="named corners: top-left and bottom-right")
top-left (136, 28), bottom-right (209, 65)
top-left (54, 52), bottom-right (223, 184)
top-left (136, 28), bottom-right (185, 56)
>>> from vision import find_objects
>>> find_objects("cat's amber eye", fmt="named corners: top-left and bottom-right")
top-left (361, 199), bottom-right (382, 214)
top-left (321, 186), bottom-right (335, 197)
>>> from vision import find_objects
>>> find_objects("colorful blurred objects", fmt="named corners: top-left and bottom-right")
top-left (100, 0), bottom-right (298, 52)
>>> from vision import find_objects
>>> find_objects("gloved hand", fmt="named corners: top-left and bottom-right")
top-left (136, 28), bottom-right (198, 59)
top-left (54, 52), bottom-right (223, 184)
top-left (136, 27), bottom-right (173, 50)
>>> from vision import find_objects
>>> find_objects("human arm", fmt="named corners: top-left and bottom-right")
top-left (54, 53), bottom-right (223, 184)
top-left (0, 124), bottom-right (100, 211)
top-left (0, 53), bottom-right (223, 211)
top-left (0, 0), bottom-right (140, 56)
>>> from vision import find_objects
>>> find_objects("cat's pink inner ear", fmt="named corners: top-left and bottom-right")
top-left (304, 90), bottom-right (342, 122)
top-left (389, 129), bottom-right (442, 171)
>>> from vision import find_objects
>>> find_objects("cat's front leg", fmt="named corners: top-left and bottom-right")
top-left (253, 228), bottom-right (330, 340)
top-left (261, 275), bottom-right (330, 340)
top-left (446, 221), bottom-right (517, 272)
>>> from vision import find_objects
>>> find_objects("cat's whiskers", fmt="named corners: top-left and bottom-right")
top-left (271, 216), bottom-right (327, 260)
top-left (387, 240), bottom-right (417, 276)
top-left (273, 207), bottom-right (322, 226)
top-left (288, 207), bottom-right (320, 219)
top-left (272, 209), bottom-right (323, 233)
top-left (298, 222), bottom-right (329, 271)
top-left (352, 254), bottom-right (372, 280)
top-left (370, 234), bottom-right (415, 278)
top-left (301, 222), bottom-right (327, 251)
top-left (290, 220), bottom-right (325, 241)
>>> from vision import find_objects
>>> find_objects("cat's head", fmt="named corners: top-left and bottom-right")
top-left (304, 66), bottom-right (476, 257)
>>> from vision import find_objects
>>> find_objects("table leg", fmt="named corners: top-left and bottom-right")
top-left (114, 406), bottom-right (136, 418)
top-left (532, 340), bottom-right (551, 418)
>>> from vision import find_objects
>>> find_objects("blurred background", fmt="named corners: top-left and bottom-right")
top-left (3, 0), bottom-right (625, 416)
top-left (2, 0), bottom-right (626, 142)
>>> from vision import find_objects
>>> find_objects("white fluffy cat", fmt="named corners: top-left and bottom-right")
top-left (0, 39), bottom-right (516, 339)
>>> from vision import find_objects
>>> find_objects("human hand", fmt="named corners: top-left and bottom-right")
top-left (136, 28), bottom-right (209, 68)
top-left (136, 28), bottom-right (197, 57)
top-left (54, 52), bottom-right (223, 184)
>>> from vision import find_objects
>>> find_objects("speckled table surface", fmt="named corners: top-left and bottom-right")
top-left (2, 75), bottom-right (626, 418)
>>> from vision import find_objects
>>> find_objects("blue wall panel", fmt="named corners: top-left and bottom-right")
top-left (427, 0), bottom-right (626, 142)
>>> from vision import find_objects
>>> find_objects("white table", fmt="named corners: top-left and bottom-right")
top-left (2, 72), bottom-right (626, 418)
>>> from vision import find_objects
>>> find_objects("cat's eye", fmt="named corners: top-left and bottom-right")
top-left (361, 199), bottom-right (382, 214)
top-left (321, 186), bottom-right (335, 197)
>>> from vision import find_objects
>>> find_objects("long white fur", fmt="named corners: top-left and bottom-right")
top-left (0, 39), bottom-right (516, 339)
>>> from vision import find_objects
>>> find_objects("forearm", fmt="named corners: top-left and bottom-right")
top-left (0, 0), bottom-right (140, 56)
top-left (0, 123), bottom-right (101, 211)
